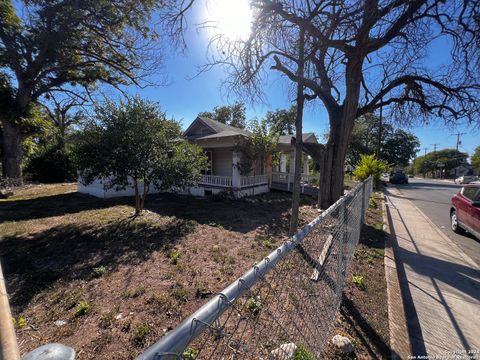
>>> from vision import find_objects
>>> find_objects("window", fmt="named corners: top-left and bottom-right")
top-left (462, 187), bottom-right (478, 201)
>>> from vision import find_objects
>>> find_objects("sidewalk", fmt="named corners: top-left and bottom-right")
top-left (384, 186), bottom-right (480, 359)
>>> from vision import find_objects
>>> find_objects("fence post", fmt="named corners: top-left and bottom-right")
top-left (361, 181), bottom-right (366, 224)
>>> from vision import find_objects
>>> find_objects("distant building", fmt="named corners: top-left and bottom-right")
top-left (449, 164), bottom-right (474, 178)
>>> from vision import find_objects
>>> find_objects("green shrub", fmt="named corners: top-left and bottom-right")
top-left (182, 348), bottom-right (198, 359)
top-left (168, 249), bottom-right (181, 265)
top-left (353, 154), bottom-right (390, 187)
top-left (25, 145), bottom-right (77, 183)
top-left (74, 301), bottom-right (92, 317)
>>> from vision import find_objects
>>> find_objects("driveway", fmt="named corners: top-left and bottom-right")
top-left (387, 178), bottom-right (480, 267)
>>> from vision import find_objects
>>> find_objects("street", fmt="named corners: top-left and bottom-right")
top-left (387, 177), bottom-right (480, 267)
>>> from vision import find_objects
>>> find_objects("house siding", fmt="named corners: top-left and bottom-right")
top-left (212, 148), bottom-right (233, 177)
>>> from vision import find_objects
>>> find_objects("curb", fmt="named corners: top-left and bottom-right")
top-left (382, 193), bottom-right (412, 359)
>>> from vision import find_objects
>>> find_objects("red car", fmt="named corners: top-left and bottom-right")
top-left (450, 184), bottom-right (480, 239)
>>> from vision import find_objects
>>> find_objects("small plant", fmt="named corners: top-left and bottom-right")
top-left (182, 347), bottom-right (198, 359)
top-left (208, 221), bottom-right (224, 229)
top-left (246, 296), bottom-right (262, 316)
top-left (293, 345), bottom-right (316, 360)
top-left (168, 249), bottom-right (181, 265)
top-left (123, 287), bottom-right (146, 299)
top-left (261, 237), bottom-right (277, 249)
top-left (12, 316), bottom-right (28, 328)
top-left (74, 301), bottom-right (92, 317)
top-left (92, 265), bottom-right (108, 278)
top-left (132, 323), bottom-right (151, 346)
top-left (352, 275), bottom-right (366, 290)
top-left (170, 283), bottom-right (189, 304)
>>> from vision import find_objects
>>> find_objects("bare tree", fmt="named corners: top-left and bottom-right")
top-left (204, 0), bottom-right (480, 208)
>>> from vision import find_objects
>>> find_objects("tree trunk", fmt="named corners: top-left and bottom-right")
top-left (1, 119), bottom-right (23, 180)
top-left (289, 28), bottom-right (305, 236)
top-left (133, 178), bottom-right (141, 215)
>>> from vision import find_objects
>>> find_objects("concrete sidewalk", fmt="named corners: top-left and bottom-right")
top-left (384, 186), bottom-right (480, 359)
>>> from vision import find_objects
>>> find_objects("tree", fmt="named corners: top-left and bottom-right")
top-left (0, 0), bottom-right (160, 179)
top-left (209, 0), bottom-right (479, 208)
top-left (412, 149), bottom-right (468, 177)
top-left (347, 115), bottom-right (419, 167)
top-left (237, 119), bottom-right (278, 178)
top-left (198, 101), bottom-right (247, 129)
top-left (265, 106), bottom-right (296, 135)
top-left (75, 97), bottom-right (207, 215)
top-left (471, 146), bottom-right (480, 173)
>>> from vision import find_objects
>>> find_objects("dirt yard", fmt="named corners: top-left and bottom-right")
top-left (322, 192), bottom-right (390, 359)
top-left (0, 184), bottom-right (318, 359)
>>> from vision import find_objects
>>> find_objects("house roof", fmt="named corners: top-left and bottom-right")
top-left (184, 116), bottom-right (250, 141)
top-left (278, 132), bottom-right (318, 145)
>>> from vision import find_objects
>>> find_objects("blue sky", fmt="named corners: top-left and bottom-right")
top-left (132, 1), bottom-right (478, 158)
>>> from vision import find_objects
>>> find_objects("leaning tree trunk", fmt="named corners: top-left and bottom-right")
top-left (1, 119), bottom-right (23, 180)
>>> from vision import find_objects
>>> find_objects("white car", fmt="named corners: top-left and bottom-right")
top-left (455, 175), bottom-right (479, 184)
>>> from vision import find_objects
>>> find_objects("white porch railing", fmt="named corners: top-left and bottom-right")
top-left (272, 172), bottom-right (319, 185)
top-left (240, 174), bottom-right (269, 187)
top-left (199, 175), bottom-right (232, 187)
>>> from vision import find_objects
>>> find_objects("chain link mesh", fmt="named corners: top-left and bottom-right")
top-left (137, 177), bottom-right (373, 360)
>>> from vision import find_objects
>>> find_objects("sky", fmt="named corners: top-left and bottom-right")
top-left (132, 0), bottom-right (479, 158)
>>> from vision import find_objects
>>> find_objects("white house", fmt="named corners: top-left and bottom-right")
top-left (78, 117), bottom-right (322, 198)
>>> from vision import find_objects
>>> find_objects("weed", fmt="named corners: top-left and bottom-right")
top-left (246, 296), bottom-right (262, 316)
top-left (74, 301), bottom-right (92, 317)
top-left (352, 275), bottom-right (366, 290)
top-left (123, 287), bottom-right (146, 299)
top-left (147, 293), bottom-right (174, 310)
top-left (92, 331), bottom-right (113, 351)
top-left (49, 288), bottom-right (84, 311)
top-left (12, 316), bottom-right (28, 328)
top-left (367, 256), bottom-right (375, 265)
top-left (261, 237), bottom-right (277, 249)
top-left (293, 345), bottom-right (316, 360)
top-left (92, 266), bottom-right (108, 278)
top-left (182, 347), bottom-right (198, 359)
top-left (208, 221), bottom-right (224, 229)
top-left (132, 323), bottom-right (151, 346)
top-left (170, 283), bottom-right (188, 304)
top-left (168, 249), bottom-right (181, 265)
top-left (99, 308), bottom-right (118, 329)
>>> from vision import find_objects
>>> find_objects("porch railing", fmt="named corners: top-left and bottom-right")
top-left (199, 175), bottom-right (232, 187)
top-left (240, 174), bottom-right (269, 187)
top-left (272, 172), bottom-right (319, 184)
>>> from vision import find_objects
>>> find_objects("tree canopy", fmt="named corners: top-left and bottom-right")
top-left (0, 0), bottom-right (161, 178)
top-left (412, 149), bottom-right (469, 176)
top-left (198, 101), bottom-right (247, 129)
top-left (75, 97), bottom-right (207, 214)
top-left (470, 146), bottom-right (480, 173)
top-left (264, 106), bottom-right (296, 135)
top-left (347, 114), bottom-right (420, 167)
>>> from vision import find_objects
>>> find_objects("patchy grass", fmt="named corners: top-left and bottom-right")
top-left (0, 183), bottom-right (318, 359)
top-left (323, 192), bottom-right (390, 359)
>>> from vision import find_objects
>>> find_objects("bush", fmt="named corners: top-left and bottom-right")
top-left (353, 154), bottom-right (390, 187)
top-left (25, 146), bottom-right (76, 183)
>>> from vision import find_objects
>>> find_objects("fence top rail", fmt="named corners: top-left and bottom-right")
top-left (136, 177), bottom-right (371, 360)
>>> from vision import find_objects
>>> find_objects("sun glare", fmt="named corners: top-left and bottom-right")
top-left (206, 0), bottom-right (253, 40)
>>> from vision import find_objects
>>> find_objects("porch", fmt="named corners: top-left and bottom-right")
top-left (270, 172), bottom-right (319, 196)
top-left (198, 174), bottom-right (270, 188)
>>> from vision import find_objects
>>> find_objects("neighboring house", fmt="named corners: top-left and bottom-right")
top-left (449, 164), bottom-right (474, 178)
top-left (78, 117), bottom-right (321, 198)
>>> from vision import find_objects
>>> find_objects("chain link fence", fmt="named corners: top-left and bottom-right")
top-left (137, 177), bottom-right (373, 360)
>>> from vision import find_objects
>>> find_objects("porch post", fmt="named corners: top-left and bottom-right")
top-left (303, 155), bottom-right (309, 175)
top-left (280, 153), bottom-right (287, 173)
top-left (290, 149), bottom-right (296, 174)
top-left (232, 150), bottom-right (241, 189)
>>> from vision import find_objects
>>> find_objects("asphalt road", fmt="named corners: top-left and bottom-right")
top-left (389, 177), bottom-right (480, 267)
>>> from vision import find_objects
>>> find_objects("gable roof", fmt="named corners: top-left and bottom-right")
top-left (278, 132), bottom-right (318, 145)
top-left (184, 116), bottom-right (250, 140)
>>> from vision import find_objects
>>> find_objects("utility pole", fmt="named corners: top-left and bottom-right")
top-left (451, 132), bottom-right (466, 180)
top-left (431, 144), bottom-right (439, 178)
top-left (423, 147), bottom-right (428, 178)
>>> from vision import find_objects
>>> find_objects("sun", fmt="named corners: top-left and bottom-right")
top-left (205, 0), bottom-right (253, 40)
